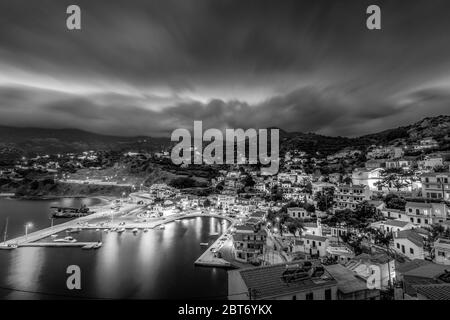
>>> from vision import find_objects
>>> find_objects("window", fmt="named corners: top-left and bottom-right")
top-left (325, 289), bottom-right (332, 300)
top-left (409, 208), bottom-right (412, 213)
top-left (417, 218), bottom-right (421, 224)
top-left (306, 292), bottom-right (314, 300)
top-left (410, 248), bottom-right (414, 254)
top-left (425, 219), bottom-right (428, 224)
top-left (410, 218), bottom-right (414, 223)
top-left (292, 295), bottom-right (297, 300)
top-left (396, 243), bottom-right (400, 249)
top-left (438, 251), bottom-right (445, 257)
top-left (416, 209), bottom-right (420, 215)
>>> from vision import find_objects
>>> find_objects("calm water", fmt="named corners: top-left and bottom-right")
top-left (0, 198), bottom-right (229, 299)
top-left (0, 197), bottom-right (101, 240)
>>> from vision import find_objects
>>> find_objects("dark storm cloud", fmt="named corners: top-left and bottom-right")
top-left (0, 0), bottom-right (450, 136)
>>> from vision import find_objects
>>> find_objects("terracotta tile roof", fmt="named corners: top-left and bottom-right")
top-left (237, 261), bottom-right (336, 299)
top-left (413, 283), bottom-right (450, 300)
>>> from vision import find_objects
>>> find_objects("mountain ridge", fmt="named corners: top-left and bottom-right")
top-left (0, 114), bottom-right (449, 158)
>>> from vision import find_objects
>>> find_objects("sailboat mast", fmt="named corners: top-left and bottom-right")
top-left (3, 217), bottom-right (8, 244)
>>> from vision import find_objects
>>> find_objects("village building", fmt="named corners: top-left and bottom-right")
top-left (228, 261), bottom-right (338, 300)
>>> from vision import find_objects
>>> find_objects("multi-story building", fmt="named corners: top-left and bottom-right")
top-left (402, 201), bottom-right (449, 226)
top-left (421, 172), bottom-right (450, 201)
top-left (231, 224), bottom-right (267, 263)
top-left (419, 155), bottom-right (444, 170)
top-left (414, 137), bottom-right (439, 150)
top-left (333, 184), bottom-right (372, 210)
top-left (228, 261), bottom-right (338, 300)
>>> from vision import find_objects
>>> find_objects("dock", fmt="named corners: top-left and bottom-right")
top-left (19, 242), bottom-right (99, 248)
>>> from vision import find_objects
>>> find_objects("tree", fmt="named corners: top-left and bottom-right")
top-left (375, 168), bottom-right (413, 192)
top-left (342, 176), bottom-right (352, 184)
top-left (203, 198), bottom-right (211, 207)
top-left (242, 175), bottom-right (255, 187)
top-left (384, 194), bottom-right (406, 210)
top-left (314, 187), bottom-right (335, 212)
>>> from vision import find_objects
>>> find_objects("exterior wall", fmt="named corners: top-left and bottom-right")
top-left (277, 285), bottom-right (337, 300)
top-left (287, 208), bottom-right (311, 219)
top-left (393, 238), bottom-right (425, 260)
top-left (421, 173), bottom-right (450, 201)
top-left (435, 245), bottom-right (450, 265)
top-left (382, 209), bottom-right (404, 220)
top-left (228, 271), bottom-right (250, 300)
top-left (334, 185), bottom-right (372, 210)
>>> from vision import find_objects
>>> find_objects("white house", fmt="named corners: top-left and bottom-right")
top-left (287, 207), bottom-right (312, 219)
top-left (393, 230), bottom-right (426, 260)
top-left (345, 253), bottom-right (395, 290)
top-left (381, 208), bottom-right (405, 220)
top-left (379, 220), bottom-right (414, 234)
top-left (293, 234), bottom-right (329, 257)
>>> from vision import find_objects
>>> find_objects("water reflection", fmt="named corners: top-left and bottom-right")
top-left (0, 216), bottom-right (229, 299)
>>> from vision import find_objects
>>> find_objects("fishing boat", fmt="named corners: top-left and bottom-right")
top-left (54, 236), bottom-right (77, 243)
top-left (200, 242), bottom-right (209, 246)
top-left (209, 232), bottom-right (219, 236)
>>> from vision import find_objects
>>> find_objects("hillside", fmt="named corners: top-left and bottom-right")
top-left (0, 125), bottom-right (172, 158)
top-left (0, 115), bottom-right (449, 159)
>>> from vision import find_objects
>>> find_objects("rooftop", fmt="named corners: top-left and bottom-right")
top-left (354, 252), bottom-right (393, 265)
top-left (413, 283), bottom-right (450, 300)
top-left (236, 261), bottom-right (337, 299)
top-left (384, 220), bottom-right (411, 228)
top-left (396, 259), bottom-right (433, 275)
top-left (303, 234), bottom-right (328, 242)
top-left (406, 202), bottom-right (432, 209)
top-left (324, 264), bottom-right (369, 294)
top-left (396, 230), bottom-right (425, 248)
top-left (435, 238), bottom-right (450, 249)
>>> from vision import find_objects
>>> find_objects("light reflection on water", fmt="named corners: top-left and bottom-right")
top-left (0, 216), bottom-right (230, 300)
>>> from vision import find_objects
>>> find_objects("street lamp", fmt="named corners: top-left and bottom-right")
top-left (25, 222), bottom-right (33, 240)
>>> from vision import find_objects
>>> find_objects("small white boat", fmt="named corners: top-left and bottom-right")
top-left (51, 234), bottom-right (58, 238)
top-left (95, 228), bottom-right (100, 232)
top-left (117, 228), bottom-right (125, 233)
top-left (209, 232), bottom-right (219, 236)
top-left (93, 242), bottom-right (102, 249)
top-left (159, 225), bottom-right (165, 230)
top-left (132, 228), bottom-right (139, 233)
top-left (144, 228), bottom-right (149, 233)
top-left (111, 227), bottom-right (117, 232)
top-left (200, 242), bottom-right (209, 246)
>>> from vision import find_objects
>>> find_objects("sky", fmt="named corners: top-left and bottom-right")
top-left (0, 0), bottom-right (450, 137)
